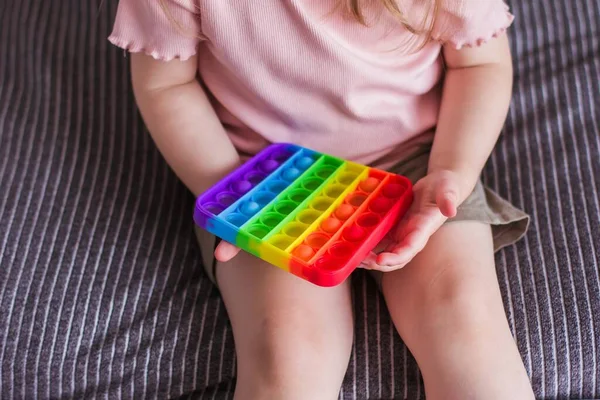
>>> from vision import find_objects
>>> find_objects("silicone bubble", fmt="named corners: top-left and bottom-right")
top-left (259, 159), bottom-right (280, 173)
top-left (324, 184), bottom-right (345, 199)
top-left (217, 192), bottom-right (238, 207)
top-left (270, 235), bottom-right (294, 250)
top-left (369, 197), bottom-right (393, 213)
top-left (315, 256), bottom-right (344, 272)
top-left (274, 201), bottom-right (297, 216)
top-left (321, 217), bottom-right (342, 234)
top-left (305, 233), bottom-right (330, 249)
top-left (267, 180), bottom-right (288, 194)
top-left (346, 193), bottom-right (367, 207)
top-left (357, 213), bottom-right (381, 228)
top-left (295, 156), bottom-right (315, 170)
top-left (282, 167), bottom-right (302, 182)
top-left (292, 244), bottom-right (315, 261)
top-left (288, 189), bottom-right (311, 203)
top-left (254, 191), bottom-right (276, 206)
top-left (226, 213), bottom-right (247, 226)
top-left (240, 201), bottom-right (261, 216)
top-left (343, 225), bottom-right (366, 242)
top-left (359, 177), bottom-right (380, 193)
top-left (232, 180), bottom-right (253, 195)
top-left (337, 172), bottom-right (358, 185)
top-left (301, 178), bottom-right (323, 191)
top-left (335, 204), bottom-right (355, 220)
top-left (271, 150), bottom-right (293, 162)
top-left (315, 167), bottom-right (336, 180)
top-left (204, 203), bottom-right (225, 215)
top-left (297, 210), bottom-right (320, 225)
top-left (383, 183), bottom-right (404, 199)
top-left (283, 222), bottom-right (308, 238)
top-left (247, 224), bottom-right (269, 239)
top-left (311, 197), bottom-right (333, 212)
top-left (329, 242), bottom-right (355, 259)
top-left (260, 212), bottom-right (284, 229)
top-left (245, 172), bottom-right (266, 185)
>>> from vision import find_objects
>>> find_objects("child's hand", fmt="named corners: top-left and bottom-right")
top-left (214, 241), bottom-right (242, 262)
top-left (362, 169), bottom-right (463, 272)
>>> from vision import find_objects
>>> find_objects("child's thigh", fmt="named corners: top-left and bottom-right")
top-left (216, 250), bottom-right (354, 374)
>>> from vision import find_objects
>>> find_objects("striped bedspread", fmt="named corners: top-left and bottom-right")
top-left (0, 0), bottom-right (598, 398)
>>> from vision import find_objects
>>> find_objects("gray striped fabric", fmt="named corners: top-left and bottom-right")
top-left (0, 0), bottom-right (598, 398)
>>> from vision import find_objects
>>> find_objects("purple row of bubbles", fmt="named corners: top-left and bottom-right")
top-left (195, 144), bottom-right (301, 246)
top-left (198, 144), bottom-right (298, 217)
top-left (200, 191), bottom-right (239, 216)
top-left (198, 145), bottom-right (276, 207)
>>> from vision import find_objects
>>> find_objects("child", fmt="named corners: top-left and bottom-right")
top-left (110, 0), bottom-right (534, 398)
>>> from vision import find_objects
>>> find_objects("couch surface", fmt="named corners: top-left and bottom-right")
top-left (0, 0), bottom-right (599, 398)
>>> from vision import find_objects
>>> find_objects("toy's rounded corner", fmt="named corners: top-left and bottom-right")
top-left (193, 208), bottom-right (208, 228)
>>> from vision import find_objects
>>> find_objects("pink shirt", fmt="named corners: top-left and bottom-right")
top-left (109, 0), bottom-right (513, 168)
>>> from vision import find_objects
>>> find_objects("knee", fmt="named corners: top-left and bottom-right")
top-left (235, 315), bottom-right (352, 399)
top-left (428, 265), bottom-right (495, 311)
top-left (253, 320), bottom-right (329, 380)
top-left (386, 262), bottom-right (499, 329)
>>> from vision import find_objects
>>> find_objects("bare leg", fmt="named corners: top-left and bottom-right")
top-left (381, 222), bottom-right (534, 400)
top-left (216, 250), bottom-right (354, 400)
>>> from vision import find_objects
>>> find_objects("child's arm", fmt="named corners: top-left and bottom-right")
top-left (430, 34), bottom-right (513, 213)
top-left (131, 53), bottom-right (243, 261)
top-left (372, 34), bottom-right (513, 270)
top-left (130, 53), bottom-right (240, 197)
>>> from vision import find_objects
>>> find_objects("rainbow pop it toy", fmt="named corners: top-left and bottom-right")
top-left (194, 144), bottom-right (413, 287)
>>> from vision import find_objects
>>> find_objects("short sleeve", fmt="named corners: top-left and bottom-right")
top-left (108, 0), bottom-right (201, 61)
top-left (430, 0), bottom-right (514, 49)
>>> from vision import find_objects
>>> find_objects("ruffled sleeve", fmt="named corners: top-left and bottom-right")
top-left (430, 0), bottom-right (514, 49)
top-left (108, 0), bottom-right (202, 61)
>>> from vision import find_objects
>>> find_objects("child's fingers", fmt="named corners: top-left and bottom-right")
top-left (368, 262), bottom-right (409, 273)
top-left (375, 248), bottom-right (414, 269)
top-left (376, 229), bottom-right (426, 267)
top-left (214, 240), bottom-right (241, 262)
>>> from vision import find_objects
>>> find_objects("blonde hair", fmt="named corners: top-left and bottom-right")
top-left (159, 0), bottom-right (440, 48)
top-left (344, 0), bottom-right (439, 33)
top-left (341, 0), bottom-right (440, 49)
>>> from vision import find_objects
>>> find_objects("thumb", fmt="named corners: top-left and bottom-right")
top-left (435, 177), bottom-right (460, 218)
top-left (214, 240), bottom-right (241, 262)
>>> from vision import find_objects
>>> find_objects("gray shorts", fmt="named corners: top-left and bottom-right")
top-left (195, 143), bottom-right (530, 287)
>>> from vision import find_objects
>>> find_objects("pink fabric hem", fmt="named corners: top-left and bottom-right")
top-left (436, 12), bottom-right (515, 50)
top-left (107, 35), bottom-right (197, 62)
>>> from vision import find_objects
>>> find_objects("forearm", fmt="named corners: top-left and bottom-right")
top-left (131, 55), bottom-right (240, 196)
top-left (429, 36), bottom-right (513, 202)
